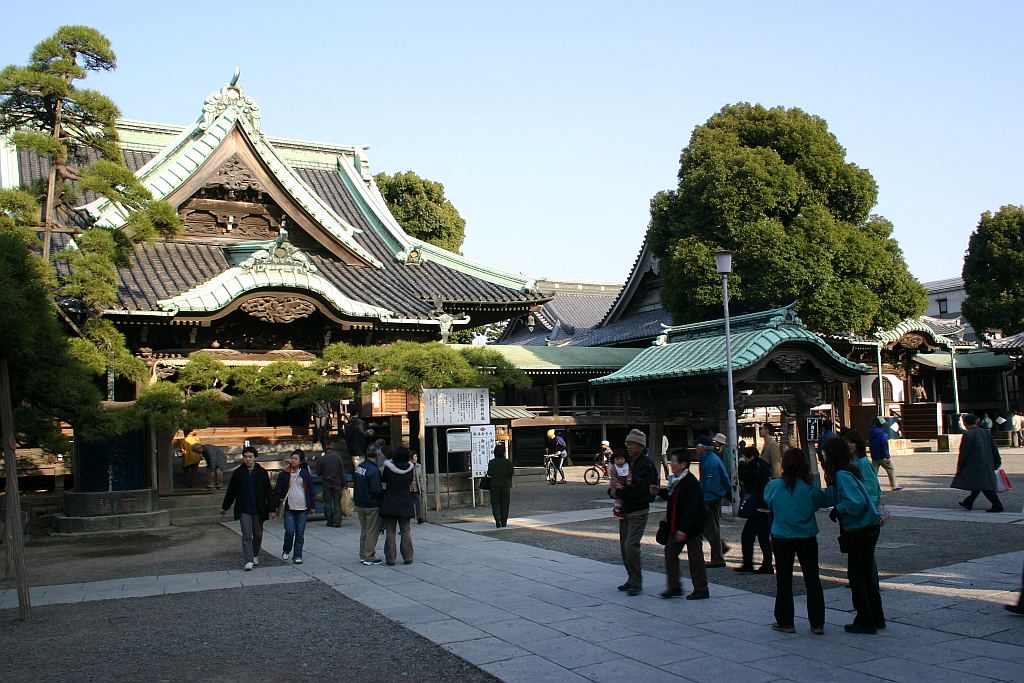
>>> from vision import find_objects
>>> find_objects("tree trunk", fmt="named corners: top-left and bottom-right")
top-left (1, 358), bottom-right (32, 621)
top-left (41, 97), bottom-right (64, 264)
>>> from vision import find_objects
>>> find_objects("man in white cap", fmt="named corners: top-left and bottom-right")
top-left (613, 428), bottom-right (659, 595)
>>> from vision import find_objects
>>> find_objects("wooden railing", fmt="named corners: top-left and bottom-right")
top-left (523, 405), bottom-right (648, 419)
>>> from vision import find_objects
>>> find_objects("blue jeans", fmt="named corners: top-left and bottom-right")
top-left (283, 509), bottom-right (308, 559)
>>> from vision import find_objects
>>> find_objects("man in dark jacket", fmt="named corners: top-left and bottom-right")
top-left (954, 413), bottom-right (1004, 512)
top-left (736, 446), bottom-right (773, 574)
top-left (614, 428), bottom-right (659, 595)
top-left (316, 438), bottom-right (346, 527)
top-left (345, 411), bottom-right (368, 460)
top-left (353, 449), bottom-right (383, 565)
top-left (655, 449), bottom-right (708, 599)
top-left (486, 443), bottom-right (515, 528)
top-left (219, 446), bottom-right (275, 570)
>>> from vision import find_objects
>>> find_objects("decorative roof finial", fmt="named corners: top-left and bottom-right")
top-left (199, 69), bottom-right (261, 131)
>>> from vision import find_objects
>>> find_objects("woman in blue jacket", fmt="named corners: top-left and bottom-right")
top-left (823, 437), bottom-right (884, 634)
top-left (764, 448), bottom-right (829, 634)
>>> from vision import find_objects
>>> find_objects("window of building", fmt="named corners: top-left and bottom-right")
top-left (937, 298), bottom-right (948, 315)
top-left (871, 377), bottom-right (894, 403)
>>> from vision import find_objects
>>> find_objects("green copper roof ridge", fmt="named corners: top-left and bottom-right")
top-left (664, 302), bottom-right (801, 340)
top-left (335, 156), bottom-right (538, 292)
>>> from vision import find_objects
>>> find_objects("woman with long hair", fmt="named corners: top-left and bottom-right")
top-left (823, 437), bottom-right (884, 634)
top-left (735, 446), bottom-right (773, 575)
top-left (764, 448), bottom-right (828, 634)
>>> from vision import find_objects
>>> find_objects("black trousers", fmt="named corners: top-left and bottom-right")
top-left (772, 536), bottom-right (824, 629)
top-left (741, 511), bottom-right (772, 569)
top-left (963, 490), bottom-right (1003, 509)
top-left (845, 524), bottom-right (884, 626)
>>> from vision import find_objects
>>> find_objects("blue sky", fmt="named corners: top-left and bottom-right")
top-left (4, 1), bottom-right (1021, 286)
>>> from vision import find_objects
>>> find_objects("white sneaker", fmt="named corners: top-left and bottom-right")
top-left (294, 558), bottom-right (303, 565)
top-left (252, 557), bottom-right (260, 566)
top-left (244, 562), bottom-right (253, 571)
top-left (282, 552), bottom-right (290, 561)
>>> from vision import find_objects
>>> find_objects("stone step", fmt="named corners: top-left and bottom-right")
top-left (53, 509), bottom-right (171, 533)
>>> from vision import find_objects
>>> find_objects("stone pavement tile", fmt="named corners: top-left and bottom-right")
top-left (747, 654), bottom-right (888, 683)
top-left (33, 591), bottom-right (94, 606)
top-left (691, 618), bottom-right (799, 642)
top-left (408, 618), bottom-right (490, 644)
top-left (986, 620), bottom-right (1024, 647)
top-left (848, 656), bottom-right (997, 683)
top-left (119, 583), bottom-right (171, 598)
top-left (945, 637), bottom-right (1024, 664)
top-left (660, 654), bottom-right (777, 683)
top-left (556, 616), bottom-right (642, 643)
top-left (838, 639), bottom-right (973, 666)
top-left (522, 635), bottom-right (621, 670)
top-left (675, 634), bottom-right (785, 663)
top-left (356, 591), bottom-right (419, 613)
top-left (81, 588), bottom-right (130, 602)
top-left (578, 606), bottom-right (708, 640)
top-left (851, 619), bottom-right (960, 645)
top-left (486, 595), bottom-right (586, 624)
top-left (574, 656), bottom-right (692, 682)
top-left (476, 618), bottom-right (567, 646)
top-left (604, 635), bottom-right (699, 667)
top-left (441, 636), bottom-right (531, 665)
top-left (416, 590), bottom-right (478, 611)
top-left (770, 635), bottom-right (883, 666)
top-left (479, 654), bottom-right (590, 683)
top-left (939, 655), bottom-right (1024, 682)
top-left (378, 602), bottom-right (448, 626)
top-left (441, 602), bottom-right (520, 626)
top-left (896, 606), bottom-right (1016, 638)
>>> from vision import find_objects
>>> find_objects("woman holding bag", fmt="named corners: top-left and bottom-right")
top-left (486, 443), bottom-right (514, 528)
top-left (823, 437), bottom-right (885, 634)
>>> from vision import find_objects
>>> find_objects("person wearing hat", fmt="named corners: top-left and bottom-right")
top-left (695, 435), bottom-right (732, 568)
top-left (614, 428), bottom-right (659, 595)
top-left (653, 448), bottom-right (709, 599)
top-left (711, 432), bottom-right (732, 478)
top-left (545, 429), bottom-right (568, 483)
top-left (868, 416), bottom-right (902, 491)
top-left (596, 439), bottom-right (614, 467)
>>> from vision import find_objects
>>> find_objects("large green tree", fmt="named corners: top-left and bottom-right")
top-left (374, 170), bottom-right (467, 252)
top-left (650, 103), bottom-right (926, 333)
top-left (961, 205), bottom-right (1024, 335)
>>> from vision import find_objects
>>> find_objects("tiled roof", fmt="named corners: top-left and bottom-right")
top-left (915, 350), bottom-right (1010, 371)
top-left (572, 308), bottom-right (672, 347)
top-left (451, 344), bottom-right (642, 373)
top-left (989, 331), bottom-right (1024, 351)
top-left (592, 305), bottom-right (868, 385)
top-left (826, 316), bottom-right (972, 350)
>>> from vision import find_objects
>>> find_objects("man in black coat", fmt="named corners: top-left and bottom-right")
top-left (655, 449), bottom-right (708, 599)
top-left (615, 429), bottom-right (659, 596)
top-left (220, 446), bottom-right (276, 571)
top-left (344, 412), bottom-right (368, 460)
top-left (316, 437), bottom-right (346, 528)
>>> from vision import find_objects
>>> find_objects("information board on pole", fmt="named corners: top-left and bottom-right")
top-left (423, 388), bottom-right (490, 427)
top-left (446, 428), bottom-right (471, 453)
top-left (469, 425), bottom-right (497, 478)
top-left (806, 417), bottom-right (822, 443)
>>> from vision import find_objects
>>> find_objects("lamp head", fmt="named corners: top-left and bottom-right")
top-left (714, 250), bottom-right (734, 275)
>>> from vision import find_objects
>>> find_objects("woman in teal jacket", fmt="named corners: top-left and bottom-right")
top-left (823, 437), bottom-right (884, 634)
top-left (764, 448), bottom-right (829, 634)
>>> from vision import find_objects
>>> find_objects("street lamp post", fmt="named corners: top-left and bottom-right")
top-left (715, 250), bottom-right (740, 516)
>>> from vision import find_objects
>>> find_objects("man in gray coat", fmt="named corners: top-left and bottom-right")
top-left (953, 413), bottom-right (1004, 512)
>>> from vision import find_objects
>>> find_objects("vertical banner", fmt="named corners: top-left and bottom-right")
top-left (470, 425), bottom-right (497, 478)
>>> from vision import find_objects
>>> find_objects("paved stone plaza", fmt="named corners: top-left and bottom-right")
top-left (2, 453), bottom-right (1022, 682)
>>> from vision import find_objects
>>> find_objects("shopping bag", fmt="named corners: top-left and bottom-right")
top-left (995, 468), bottom-right (1013, 493)
top-left (340, 485), bottom-right (355, 516)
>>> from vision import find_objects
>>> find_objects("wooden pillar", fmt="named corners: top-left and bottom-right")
top-left (649, 421), bottom-right (666, 478)
top-left (156, 428), bottom-right (175, 495)
top-left (552, 378), bottom-right (560, 415)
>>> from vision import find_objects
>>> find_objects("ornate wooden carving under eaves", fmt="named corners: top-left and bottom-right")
top-left (773, 353), bottom-right (809, 374)
top-left (240, 296), bottom-right (317, 323)
top-left (205, 154), bottom-right (264, 193)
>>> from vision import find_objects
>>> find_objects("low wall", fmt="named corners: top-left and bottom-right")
top-left (63, 489), bottom-right (159, 517)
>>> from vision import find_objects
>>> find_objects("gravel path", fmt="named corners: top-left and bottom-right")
top-left (0, 580), bottom-right (497, 683)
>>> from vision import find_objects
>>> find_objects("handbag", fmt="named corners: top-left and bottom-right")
top-left (737, 493), bottom-right (757, 519)
top-left (995, 468), bottom-right (1013, 493)
top-left (340, 485), bottom-right (354, 517)
top-left (656, 520), bottom-right (669, 545)
top-left (480, 475), bottom-right (492, 491)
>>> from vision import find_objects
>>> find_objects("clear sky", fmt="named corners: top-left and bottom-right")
top-left (4, 1), bottom-right (1022, 286)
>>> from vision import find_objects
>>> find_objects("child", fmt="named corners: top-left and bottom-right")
top-left (608, 450), bottom-right (631, 519)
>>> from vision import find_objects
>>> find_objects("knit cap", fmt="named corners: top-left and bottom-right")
top-left (625, 429), bottom-right (647, 447)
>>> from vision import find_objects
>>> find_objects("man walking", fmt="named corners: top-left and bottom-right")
top-left (654, 449), bottom-right (708, 600)
top-left (695, 435), bottom-right (732, 568)
top-left (219, 446), bottom-right (275, 571)
top-left (868, 416), bottom-right (903, 491)
top-left (1012, 410), bottom-right (1024, 448)
top-left (613, 429), bottom-right (658, 595)
top-left (353, 446), bottom-right (384, 565)
top-left (345, 410), bottom-right (368, 460)
top-left (316, 437), bottom-right (346, 527)
top-left (953, 413), bottom-right (1004, 512)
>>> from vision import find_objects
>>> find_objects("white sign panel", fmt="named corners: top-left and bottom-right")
top-left (470, 425), bottom-right (497, 478)
top-left (446, 428), bottom-right (472, 453)
top-left (423, 388), bottom-right (490, 426)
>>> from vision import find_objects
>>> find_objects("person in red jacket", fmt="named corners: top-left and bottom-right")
top-left (653, 449), bottom-right (708, 600)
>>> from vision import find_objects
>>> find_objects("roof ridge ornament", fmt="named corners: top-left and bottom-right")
top-left (200, 68), bottom-right (261, 131)
top-left (239, 229), bottom-right (317, 274)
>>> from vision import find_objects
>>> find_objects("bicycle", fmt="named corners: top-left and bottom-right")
top-left (544, 455), bottom-right (558, 485)
top-left (584, 461), bottom-right (608, 486)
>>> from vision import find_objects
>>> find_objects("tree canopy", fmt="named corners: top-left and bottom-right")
top-left (374, 170), bottom-right (467, 253)
top-left (961, 205), bottom-right (1024, 335)
top-left (649, 103), bottom-right (926, 333)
